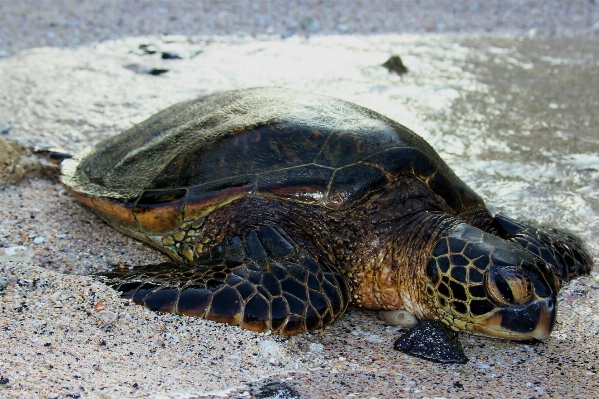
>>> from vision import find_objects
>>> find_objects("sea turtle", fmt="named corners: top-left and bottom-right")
top-left (53, 87), bottom-right (592, 363)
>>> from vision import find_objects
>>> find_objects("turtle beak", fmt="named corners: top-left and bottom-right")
top-left (534, 299), bottom-right (557, 340)
top-left (468, 296), bottom-right (557, 340)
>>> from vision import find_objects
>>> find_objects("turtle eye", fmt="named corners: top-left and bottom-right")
top-left (485, 267), bottom-right (533, 306)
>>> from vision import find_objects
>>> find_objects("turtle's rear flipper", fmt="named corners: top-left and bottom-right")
top-left (98, 226), bottom-right (350, 335)
top-left (393, 320), bottom-right (468, 364)
top-left (493, 214), bottom-right (593, 283)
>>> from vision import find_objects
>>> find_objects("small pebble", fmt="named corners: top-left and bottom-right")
top-left (4, 246), bottom-right (29, 256)
top-left (337, 24), bottom-right (349, 33)
top-left (95, 310), bottom-right (118, 324)
top-left (379, 309), bottom-right (418, 327)
top-left (280, 26), bottom-right (295, 38)
top-left (161, 52), bottom-right (182, 60)
top-left (259, 340), bottom-right (286, 360)
top-left (308, 343), bottom-right (323, 353)
top-left (49, 291), bottom-right (62, 301)
top-left (301, 17), bottom-right (321, 33)
top-left (1, 246), bottom-right (35, 262)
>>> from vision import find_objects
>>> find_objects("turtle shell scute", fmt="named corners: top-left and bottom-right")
top-left (61, 87), bottom-right (482, 232)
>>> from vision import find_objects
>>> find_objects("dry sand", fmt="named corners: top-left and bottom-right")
top-left (1, 2), bottom-right (599, 398)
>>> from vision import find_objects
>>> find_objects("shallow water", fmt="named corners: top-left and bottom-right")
top-left (455, 37), bottom-right (599, 243)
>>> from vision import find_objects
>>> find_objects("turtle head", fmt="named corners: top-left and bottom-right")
top-left (423, 224), bottom-right (558, 340)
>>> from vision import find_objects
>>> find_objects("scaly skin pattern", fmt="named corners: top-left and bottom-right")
top-left (193, 177), bottom-right (453, 314)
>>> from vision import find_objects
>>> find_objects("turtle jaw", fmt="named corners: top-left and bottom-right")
top-left (466, 296), bottom-right (557, 340)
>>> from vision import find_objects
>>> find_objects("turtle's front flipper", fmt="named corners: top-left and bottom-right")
top-left (393, 320), bottom-right (468, 364)
top-left (99, 226), bottom-right (350, 335)
top-left (493, 214), bottom-right (593, 283)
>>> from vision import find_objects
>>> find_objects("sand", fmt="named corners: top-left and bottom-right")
top-left (1, 2), bottom-right (598, 398)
